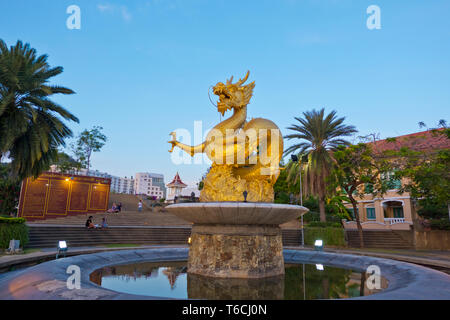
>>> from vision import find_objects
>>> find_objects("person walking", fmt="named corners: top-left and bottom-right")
top-left (138, 200), bottom-right (143, 212)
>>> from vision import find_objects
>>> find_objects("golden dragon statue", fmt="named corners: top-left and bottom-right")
top-left (169, 71), bottom-right (283, 202)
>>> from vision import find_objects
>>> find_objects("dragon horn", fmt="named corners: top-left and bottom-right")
top-left (236, 71), bottom-right (250, 86)
top-left (226, 76), bottom-right (234, 85)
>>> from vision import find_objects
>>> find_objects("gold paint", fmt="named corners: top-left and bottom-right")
top-left (169, 71), bottom-right (283, 202)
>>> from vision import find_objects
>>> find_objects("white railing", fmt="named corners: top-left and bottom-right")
top-left (384, 218), bottom-right (405, 225)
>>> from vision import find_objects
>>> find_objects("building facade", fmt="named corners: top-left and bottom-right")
top-left (134, 173), bottom-right (166, 199)
top-left (110, 176), bottom-right (134, 194)
top-left (166, 173), bottom-right (188, 203)
top-left (343, 129), bottom-right (450, 231)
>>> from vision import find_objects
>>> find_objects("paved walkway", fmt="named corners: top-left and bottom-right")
top-left (286, 246), bottom-right (450, 271)
top-left (0, 245), bottom-right (188, 273)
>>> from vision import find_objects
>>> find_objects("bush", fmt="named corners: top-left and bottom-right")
top-left (0, 217), bottom-right (26, 224)
top-left (304, 227), bottom-right (346, 247)
top-left (0, 218), bottom-right (28, 249)
top-left (302, 211), bottom-right (342, 224)
top-left (307, 221), bottom-right (342, 228)
top-left (429, 219), bottom-right (450, 230)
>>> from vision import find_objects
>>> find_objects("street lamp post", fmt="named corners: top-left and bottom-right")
top-left (291, 154), bottom-right (304, 247)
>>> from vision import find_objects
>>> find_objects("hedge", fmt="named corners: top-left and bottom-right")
top-left (429, 219), bottom-right (450, 230)
top-left (0, 217), bottom-right (26, 224)
top-left (307, 221), bottom-right (342, 228)
top-left (0, 217), bottom-right (29, 249)
top-left (304, 227), bottom-right (346, 247)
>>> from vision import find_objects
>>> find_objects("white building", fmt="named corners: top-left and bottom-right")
top-left (134, 173), bottom-right (166, 199)
top-left (166, 173), bottom-right (188, 203)
top-left (110, 176), bottom-right (135, 194)
top-left (166, 173), bottom-right (200, 203)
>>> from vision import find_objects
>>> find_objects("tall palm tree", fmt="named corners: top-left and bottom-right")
top-left (0, 40), bottom-right (78, 179)
top-left (285, 108), bottom-right (357, 221)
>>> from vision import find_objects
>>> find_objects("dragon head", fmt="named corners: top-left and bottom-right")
top-left (213, 71), bottom-right (255, 116)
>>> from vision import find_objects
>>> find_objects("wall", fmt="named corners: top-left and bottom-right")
top-left (18, 172), bottom-right (111, 221)
top-left (414, 231), bottom-right (450, 250)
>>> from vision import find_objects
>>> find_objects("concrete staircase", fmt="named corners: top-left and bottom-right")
top-left (28, 210), bottom-right (190, 227)
top-left (26, 226), bottom-right (304, 249)
top-left (26, 226), bottom-right (192, 248)
top-left (346, 230), bottom-right (414, 249)
top-left (108, 194), bottom-right (151, 211)
top-left (282, 229), bottom-right (303, 247)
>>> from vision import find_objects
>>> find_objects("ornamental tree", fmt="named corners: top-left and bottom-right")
top-left (329, 143), bottom-right (393, 248)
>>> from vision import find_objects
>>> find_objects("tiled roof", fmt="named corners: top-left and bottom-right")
top-left (167, 172), bottom-right (187, 188)
top-left (372, 129), bottom-right (450, 153)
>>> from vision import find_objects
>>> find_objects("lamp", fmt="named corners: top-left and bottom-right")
top-left (56, 241), bottom-right (68, 259)
top-left (316, 264), bottom-right (324, 271)
top-left (188, 237), bottom-right (192, 245)
top-left (314, 239), bottom-right (323, 251)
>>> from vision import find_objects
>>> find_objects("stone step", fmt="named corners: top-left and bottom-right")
top-left (345, 230), bottom-right (413, 249)
top-left (26, 226), bottom-right (303, 248)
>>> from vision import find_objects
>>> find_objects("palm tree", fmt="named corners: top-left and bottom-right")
top-left (0, 40), bottom-right (78, 179)
top-left (284, 108), bottom-right (357, 222)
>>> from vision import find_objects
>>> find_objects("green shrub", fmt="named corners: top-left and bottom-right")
top-left (302, 211), bottom-right (342, 224)
top-left (304, 227), bottom-right (346, 247)
top-left (429, 219), bottom-right (450, 230)
top-left (0, 221), bottom-right (29, 249)
top-left (0, 217), bottom-right (26, 224)
top-left (0, 164), bottom-right (21, 216)
top-left (307, 221), bottom-right (342, 228)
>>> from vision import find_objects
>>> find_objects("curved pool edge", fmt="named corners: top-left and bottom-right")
top-left (1, 247), bottom-right (449, 300)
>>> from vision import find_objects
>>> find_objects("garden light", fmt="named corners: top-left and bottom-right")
top-left (314, 239), bottom-right (323, 251)
top-left (56, 240), bottom-right (68, 259)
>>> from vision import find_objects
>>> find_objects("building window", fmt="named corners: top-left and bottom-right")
top-left (381, 171), bottom-right (402, 190)
top-left (393, 207), bottom-right (404, 218)
top-left (364, 183), bottom-right (374, 194)
top-left (347, 207), bottom-right (358, 220)
top-left (366, 208), bottom-right (376, 220)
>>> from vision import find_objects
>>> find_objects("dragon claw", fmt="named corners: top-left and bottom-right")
top-left (168, 132), bottom-right (177, 153)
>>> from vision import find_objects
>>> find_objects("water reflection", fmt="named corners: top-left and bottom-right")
top-left (90, 262), bottom-right (387, 299)
top-left (188, 274), bottom-right (285, 300)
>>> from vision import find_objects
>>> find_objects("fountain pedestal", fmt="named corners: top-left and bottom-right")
top-left (166, 202), bottom-right (308, 279)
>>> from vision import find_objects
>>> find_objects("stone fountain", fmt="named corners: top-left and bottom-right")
top-left (167, 71), bottom-right (308, 279)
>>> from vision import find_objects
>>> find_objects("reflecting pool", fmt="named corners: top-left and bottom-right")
top-left (90, 261), bottom-right (388, 300)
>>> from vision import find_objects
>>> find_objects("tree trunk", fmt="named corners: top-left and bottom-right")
top-left (319, 198), bottom-right (326, 222)
top-left (360, 271), bottom-right (366, 296)
top-left (350, 197), bottom-right (364, 248)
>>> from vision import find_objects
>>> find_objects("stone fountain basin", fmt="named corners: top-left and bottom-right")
top-left (166, 202), bottom-right (308, 225)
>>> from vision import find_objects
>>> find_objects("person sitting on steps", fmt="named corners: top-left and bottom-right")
top-left (85, 216), bottom-right (96, 229)
top-left (107, 202), bottom-right (119, 214)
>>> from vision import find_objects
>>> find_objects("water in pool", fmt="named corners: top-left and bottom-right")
top-left (90, 261), bottom-right (387, 299)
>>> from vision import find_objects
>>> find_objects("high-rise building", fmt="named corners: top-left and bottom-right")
top-left (134, 173), bottom-right (166, 199)
top-left (110, 176), bottom-right (135, 194)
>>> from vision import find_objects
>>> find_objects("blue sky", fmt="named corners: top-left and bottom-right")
top-left (1, 0), bottom-right (449, 186)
